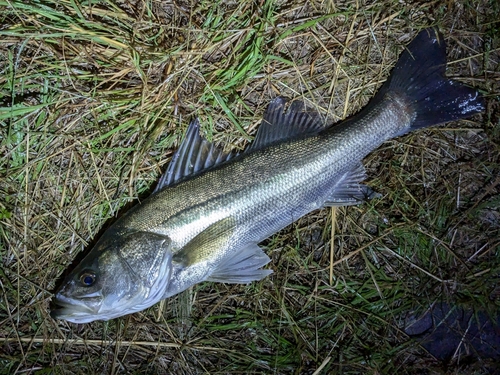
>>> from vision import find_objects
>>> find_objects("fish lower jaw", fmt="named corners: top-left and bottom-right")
top-left (50, 306), bottom-right (98, 323)
top-left (51, 302), bottom-right (126, 323)
top-left (50, 295), bottom-right (101, 322)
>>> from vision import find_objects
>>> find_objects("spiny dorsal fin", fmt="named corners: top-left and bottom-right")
top-left (324, 164), bottom-right (381, 206)
top-left (155, 97), bottom-right (326, 192)
top-left (154, 119), bottom-right (235, 192)
top-left (247, 97), bottom-right (327, 152)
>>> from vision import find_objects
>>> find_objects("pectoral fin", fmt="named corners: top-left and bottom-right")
top-left (173, 217), bottom-right (235, 266)
top-left (173, 218), bottom-right (272, 285)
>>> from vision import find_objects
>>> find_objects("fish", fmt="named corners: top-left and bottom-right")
top-left (51, 28), bottom-right (484, 323)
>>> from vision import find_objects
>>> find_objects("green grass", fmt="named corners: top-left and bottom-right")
top-left (1, 0), bottom-right (499, 374)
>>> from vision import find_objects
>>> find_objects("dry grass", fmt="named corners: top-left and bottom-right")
top-left (1, 0), bottom-right (499, 374)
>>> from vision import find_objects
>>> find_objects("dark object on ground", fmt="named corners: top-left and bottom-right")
top-left (405, 302), bottom-right (500, 362)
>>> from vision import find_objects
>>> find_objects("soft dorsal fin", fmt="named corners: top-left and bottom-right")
top-left (247, 97), bottom-right (327, 152)
top-left (154, 119), bottom-right (235, 192)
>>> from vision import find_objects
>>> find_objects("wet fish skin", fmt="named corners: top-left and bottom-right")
top-left (51, 28), bottom-right (484, 323)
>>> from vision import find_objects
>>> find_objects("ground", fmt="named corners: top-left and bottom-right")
top-left (0, 0), bottom-right (499, 374)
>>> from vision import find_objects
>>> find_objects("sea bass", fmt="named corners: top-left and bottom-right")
top-left (51, 28), bottom-right (483, 323)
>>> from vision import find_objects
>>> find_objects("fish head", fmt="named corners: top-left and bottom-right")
top-left (51, 230), bottom-right (173, 323)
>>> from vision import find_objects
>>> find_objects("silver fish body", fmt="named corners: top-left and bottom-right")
top-left (51, 28), bottom-right (484, 323)
top-left (121, 97), bottom-right (411, 294)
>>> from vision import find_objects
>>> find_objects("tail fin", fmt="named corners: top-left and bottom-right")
top-left (378, 28), bottom-right (484, 131)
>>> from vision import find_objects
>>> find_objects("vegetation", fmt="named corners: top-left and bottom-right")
top-left (1, 0), bottom-right (498, 373)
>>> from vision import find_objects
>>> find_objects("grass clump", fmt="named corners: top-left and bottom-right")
top-left (1, 0), bottom-right (499, 374)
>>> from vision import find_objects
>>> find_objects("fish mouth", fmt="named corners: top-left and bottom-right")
top-left (50, 294), bottom-right (101, 323)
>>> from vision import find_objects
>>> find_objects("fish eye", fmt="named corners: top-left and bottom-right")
top-left (79, 272), bottom-right (96, 287)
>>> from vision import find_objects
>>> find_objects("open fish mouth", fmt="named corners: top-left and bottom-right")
top-left (50, 294), bottom-right (99, 321)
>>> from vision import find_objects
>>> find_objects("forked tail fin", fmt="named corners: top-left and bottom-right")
top-left (377, 28), bottom-right (484, 132)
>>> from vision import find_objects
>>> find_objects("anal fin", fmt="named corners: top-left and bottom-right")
top-left (324, 164), bottom-right (381, 206)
